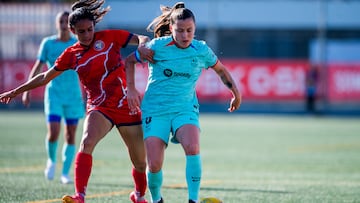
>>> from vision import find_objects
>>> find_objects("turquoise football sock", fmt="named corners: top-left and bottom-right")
top-left (147, 169), bottom-right (163, 202)
top-left (62, 144), bottom-right (76, 176)
top-left (186, 154), bottom-right (202, 201)
top-left (46, 140), bottom-right (58, 163)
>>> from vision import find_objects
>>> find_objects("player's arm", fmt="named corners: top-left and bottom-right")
top-left (127, 34), bottom-right (150, 46)
top-left (128, 34), bottom-right (154, 63)
top-left (125, 53), bottom-right (142, 112)
top-left (22, 59), bottom-right (46, 107)
top-left (0, 68), bottom-right (62, 104)
top-left (211, 60), bottom-right (242, 112)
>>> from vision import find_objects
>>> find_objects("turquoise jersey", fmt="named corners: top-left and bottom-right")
top-left (141, 36), bottom-right (218, 116)
top-left (38, 35), bottom-right (83, 115)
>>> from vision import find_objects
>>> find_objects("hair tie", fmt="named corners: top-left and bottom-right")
top-left (174, 2), bottom-right (185, 9)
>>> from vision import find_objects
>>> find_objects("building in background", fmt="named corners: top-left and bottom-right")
top-left (1, 0), bottom-right (360, 114)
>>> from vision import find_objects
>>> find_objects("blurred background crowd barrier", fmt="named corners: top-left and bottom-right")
top-left (1, 0), bottom-right (360, 115)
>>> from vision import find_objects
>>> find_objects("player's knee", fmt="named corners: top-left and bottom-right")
top-left (64, 133), bottom-right (76, 144)
top-left (147, 160), bottom-right (162, 172)
top-left (133, 161), bottom-right (147, 172)
top-left (79, 136), bottom-right (97, 153)
top-left (184, 144), bottom-right (199, 155)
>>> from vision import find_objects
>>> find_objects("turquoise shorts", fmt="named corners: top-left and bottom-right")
top-left (142, 111), bottom-right (200, 144)
top-left (45, 99), bottom-right (84, 120)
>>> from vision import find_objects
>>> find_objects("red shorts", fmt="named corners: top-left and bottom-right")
top-left (89, 106), bottom-right (142, 127)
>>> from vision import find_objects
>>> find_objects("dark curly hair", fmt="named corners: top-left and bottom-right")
top-left (69, 0), bottom-right (110, 28)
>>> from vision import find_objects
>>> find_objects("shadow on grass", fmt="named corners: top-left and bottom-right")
top-left (200, 187), bottom-right (291, 194)
top-left (92, 183), bottom-right (292, 195)
top-left (161, 184), bottom-right (292, 194)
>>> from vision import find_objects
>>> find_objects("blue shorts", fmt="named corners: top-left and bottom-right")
top-left (47, 115), bottom-right (79, 125)
top-left (142, 111), bottom-right (200, 144)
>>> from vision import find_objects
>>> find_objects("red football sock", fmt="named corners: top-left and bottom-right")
top-left (74, 152), bottom-right (92, 195)
top-left (132, 168), bottom-right (147, 197)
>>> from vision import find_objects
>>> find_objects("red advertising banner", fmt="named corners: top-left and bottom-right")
top-left (0, 60), bottom-right (44, 101)
top-left (196, 59), bottom-right (309, 101)
top-left (328, 63), bottom-right (360, 102)
top-left (1, 59), bottom-right (309, 102)
top-left (3, 59), bottom-right (359, 103)
top-left (135, 60), bottom-right (309, 101)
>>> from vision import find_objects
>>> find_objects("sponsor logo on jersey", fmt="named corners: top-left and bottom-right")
top-left (163, 68), bottom-right (191, 78)
top-left (164, 69), bottom-right (173, 77)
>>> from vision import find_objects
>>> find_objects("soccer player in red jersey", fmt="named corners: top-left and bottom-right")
top-left (0, 1), bottom-right (154, 203)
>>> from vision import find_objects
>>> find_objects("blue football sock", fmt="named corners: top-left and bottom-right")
top-left (186, 154), bottom-right (202, 201)
top-left (62, 144), bottom-right (76, 176)
top-left (147, 169), bottom-right (163, 202)
top-left (46, 140), bottom-right (58, 163)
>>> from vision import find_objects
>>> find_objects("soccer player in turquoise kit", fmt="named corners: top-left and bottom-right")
top-left (125, 2), bottom-right (242, 203)
top-left (22, 11), bottom-right (85, 184)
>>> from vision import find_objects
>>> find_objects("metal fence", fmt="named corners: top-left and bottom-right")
top-left (0, 3), bottom-right (71, 60)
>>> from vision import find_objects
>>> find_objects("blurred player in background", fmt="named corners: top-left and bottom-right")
top-left (22, 11), bottom-right (85, 185)
top-left (0, 0), bottom-right (154, 202)
top-left (125, 2), bottom-right (242, 203)
top-left (306, 65), bottom-right (319, 114)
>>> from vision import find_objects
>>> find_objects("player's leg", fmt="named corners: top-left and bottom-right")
top-left (61, 118), bottom-right (79, 184)
top-left (176, 125), bottom-right (201, 203)
top-left (142, 116), bottom-right (170, 203)
top-left (62, 110), bottom-right (112, 203)
top-left (145, 137), bottom-right (166, 203)
top-left (43, 98), bottom-right (62, 180)
top-left (44, 114), bottom-right (61, 180)
top-left (173, 112), bottom-right (201, 202)
top-left (117, 124), bottom-right (148, 203)
top-left (61, 103), bottom-right (84, 184)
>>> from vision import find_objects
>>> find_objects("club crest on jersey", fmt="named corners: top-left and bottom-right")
top-left (94, 40), bottom-right (105, 51)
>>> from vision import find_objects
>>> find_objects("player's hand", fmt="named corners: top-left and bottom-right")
top-left (138, 45), bottom-right (154, 63)
top-left (228, 95), bottom-right (241, 112)
top-left (0, 90), bottom-right (17, 104)
top-left (127, 87), bottom-right (142, 113)
top-left (22, 91), bottom-right (30, 107)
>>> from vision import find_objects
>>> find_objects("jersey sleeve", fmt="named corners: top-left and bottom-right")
top-left (200, 41), bottom-right (218, 69)
top-left (146, 38), bottom-right (156, 50)
top-left (109, 30), bottom-right (133, 48)
top-left (37, 37), bottom-right (48, 63)
top-left (54, 48), bottom-right (73, 71)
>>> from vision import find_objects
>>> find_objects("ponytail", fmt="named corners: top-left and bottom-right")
top-left (147, 2), bottom-right (194, 38)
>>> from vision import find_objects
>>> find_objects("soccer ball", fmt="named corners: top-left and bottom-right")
top-left (200, 197), bottom-right (223, 203)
